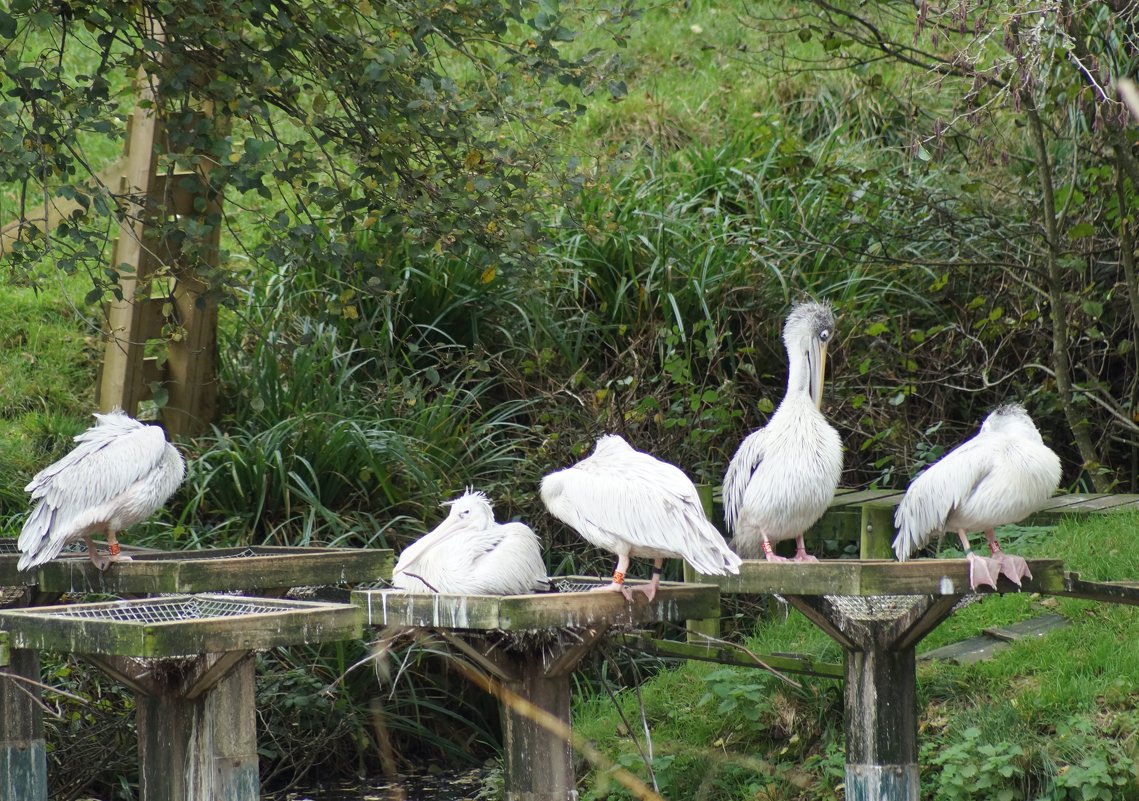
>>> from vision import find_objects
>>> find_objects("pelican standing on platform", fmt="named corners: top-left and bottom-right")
top-left (18, 410), bottom-right (185, 571)
top-left (541, 434), bottom-right (741, 601)
top-left (892, 403), bottom-right (1061, 590)
top-left (392, 489), bottom-right (551, 595)
top-left (723, 301), bottom-right (843, 561)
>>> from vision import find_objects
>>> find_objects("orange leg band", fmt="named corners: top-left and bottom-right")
top-left (612, 570), bottom-right (625, 585)
top-left (109, 542), bottom-right (121, 557)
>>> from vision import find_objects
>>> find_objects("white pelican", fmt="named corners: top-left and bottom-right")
top-left (540, 434), bottom-right (741, 601)
top-left (391, 489), bottom-right (551, 595)
top-left (18, 410), bottom-right (185, 571)
top-left (892, 403), bottom-right (1062, 589)
top-left (723, 302), bottom-right (843, 560)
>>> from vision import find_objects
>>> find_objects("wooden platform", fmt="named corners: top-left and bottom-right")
top-left (0, 594), bottom-right (362, 658)
top-left (0, 540), bottom-right (158, 588)
top-left (698, 558), bottom-right (1064, 596)
top-left (353, 576), bottom-right (719, 631)
top-left (15, 545), bottom-right (393, 595)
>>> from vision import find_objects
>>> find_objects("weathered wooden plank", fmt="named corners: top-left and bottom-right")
top-left (616, 634), bottom-right (845, 679)
top-left (0, 649), bottom-right (46, 801)
top-left (0, 595), bottom-right (362, 658)
top-left (703, 559), bottom-right (1064, 597)
top-left (33, 546), bottom-right (393, 595)
top-left (920, 614), bottom-right (1068, 664)
top-left (983, 613), bottom-right (1068, 643)
top-left (353, 578), bottom-right (719, 632)
top-left (919, 634), bottom-right (1005, 665)
top-left (1062, 493), bottom-right (1139, 511)
top-left (828, 489), bottom-right (904, 508)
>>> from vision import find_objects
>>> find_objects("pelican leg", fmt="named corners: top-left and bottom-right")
top-left (83, 533), bottom-right (110, 571)
top-left (591, 553), bottom-right (635, 601)
top-left (761, 536), bottom-right (789, 562)
top-left (957, 530), bottom-right (997, 590)
top-left (628, 560), bottom-right (664, 603)
top-left (793, 535), bottom-right (819, 563)
top-left (984, 529), bottom-right (1032, 587)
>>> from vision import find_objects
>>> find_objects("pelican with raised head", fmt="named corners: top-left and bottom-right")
top-left (892, 403), bottom-right (1061, 590)
top-left (723, 301), bottom-right (843, 561)
top-left (18, 410), bottom-right (185, 571)
top-left (392, 489), bottom-right (551, 595)
top-left (541, 434), bottom-right (741, 601)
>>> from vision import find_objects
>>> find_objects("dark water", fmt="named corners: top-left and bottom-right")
top-left (269, 768), bottom-right (497, 801)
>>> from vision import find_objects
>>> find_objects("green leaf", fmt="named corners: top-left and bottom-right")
top-left (1069, 221), bottom-right (1096, 239)
top-left (0, 11), bottom-right (16, 39)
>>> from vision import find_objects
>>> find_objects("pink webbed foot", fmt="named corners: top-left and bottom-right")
top-left (965, 552), bottom-right (998, 591)
top-left (629, 582), bottom-right (658, 603)
top-left (793, 551), bottom-right (820, 563)
top-left (989, 552), bottom-right (1033, 587)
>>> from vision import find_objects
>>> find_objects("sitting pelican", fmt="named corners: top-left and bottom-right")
top-left (18, 410), bottom-right (185, 571)
top-left (723, 302), bottom-right (843, 560)
top-left (540, 434), bottom-right (741, 601)
top-left (392, 489), bottom-right (551, 595)
top-left (892, 403), bottom-right (1062, 589)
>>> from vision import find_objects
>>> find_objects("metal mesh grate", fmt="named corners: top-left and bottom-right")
top-left (52, 596), bottom-right (287, 623)
top-left (203, 547), bottom-right (260, 559)
top-left (0, 541), bottom-right (19, 555)
top-left (824, 594), bottom-right (922, 621)
top-left (555, 578), bottom-right (607, 594)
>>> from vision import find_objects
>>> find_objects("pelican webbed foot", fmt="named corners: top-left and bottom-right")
top-left (965, 551), bottom-right (999, 591)
top-left (988, 551), bottom-right (1033, 587)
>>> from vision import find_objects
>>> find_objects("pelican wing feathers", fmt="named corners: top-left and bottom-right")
top-left (18, 411), bottom-right (184, 570)
top-left (541, 435), bottom-right (740, 576)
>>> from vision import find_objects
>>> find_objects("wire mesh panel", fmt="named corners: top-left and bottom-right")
top-left (52, 596), bottom-right (292, 623)
top-left (554, 578), bottom-right (610, 594)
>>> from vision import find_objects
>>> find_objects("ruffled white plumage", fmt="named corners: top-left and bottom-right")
top-left (892, 404), bottom-right (1062, 561)
top-left (18, 410), bottom-right (185, 571)
top-left (540, 435), bottom-right (740, 576)
top-left (392, 490), bottom-right (550, 595)
top-left (723, 302), bottom-right (843, 558)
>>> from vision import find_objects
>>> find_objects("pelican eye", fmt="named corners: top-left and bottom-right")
top-left (459, 509), bottom-right (470, 518)
top-left (818, 328), bottom-right (830, 343)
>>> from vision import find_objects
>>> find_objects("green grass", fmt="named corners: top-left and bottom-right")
top-left (0, 277), bottom-right (99, 517)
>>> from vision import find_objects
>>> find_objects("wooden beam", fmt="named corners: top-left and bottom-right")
top-left (616, 634), bottom-right (844, 679)
top-left (1056, 572), bottom-right (1139, 606)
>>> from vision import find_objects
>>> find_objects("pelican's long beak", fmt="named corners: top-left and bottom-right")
top-left (809, 340), bottom-right (828, 411)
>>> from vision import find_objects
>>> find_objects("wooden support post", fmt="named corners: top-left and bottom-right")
top-left (0, 649), bottom-right (46, 801)
top-left (844, 643), bottom-right (917, 799)
top-left (860, 502), bottom-right (896, 560)
top-left (463, 634), bottom-right (598, 801)
top-left (788, 594), bottom-right (961, 801)
top-left (125, 652), bottom-right (257, 801)
top-left (98, 17), bottom-right (225, 436)
top-left (498, 648), bottom-right (577, 801)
